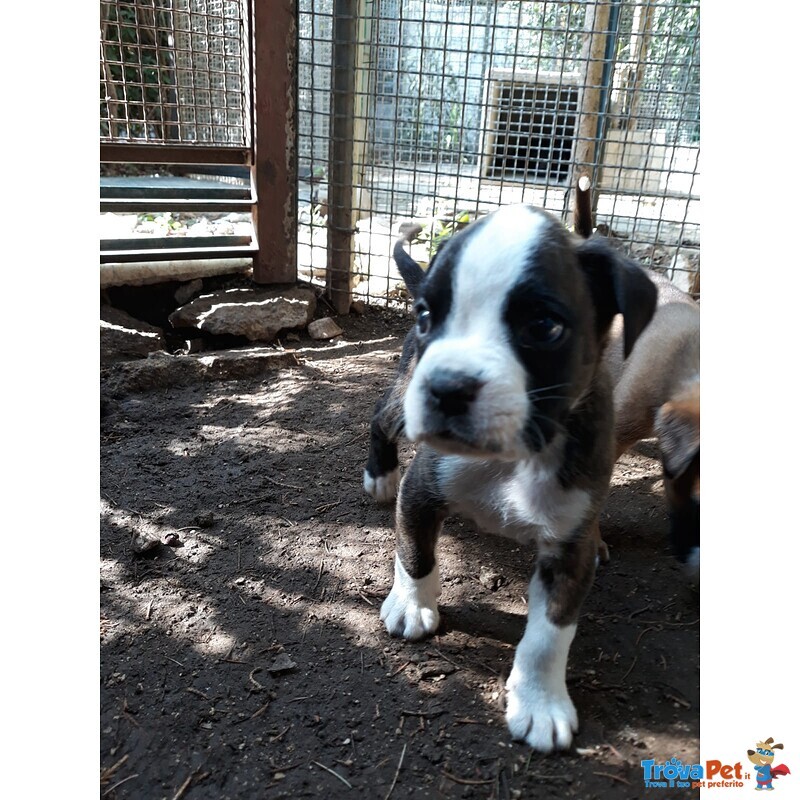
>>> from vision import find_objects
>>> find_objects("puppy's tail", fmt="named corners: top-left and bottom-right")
top-left (574, 174), bottom-right (594, 239)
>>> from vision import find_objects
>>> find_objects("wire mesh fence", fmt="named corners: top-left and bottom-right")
top-left (100, 0), bottom-right (251, 147)
top-left (298, 0), bottom-right (700, 309)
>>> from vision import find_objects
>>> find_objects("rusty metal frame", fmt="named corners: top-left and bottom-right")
top-left (250, 0), bottom-right (298, 283)
top-left (100, 243), bottom-right (257, 264)
top-left (99, 0), bottom-right (299, 284)
top-left (100, 144), bottom-right (252, 166)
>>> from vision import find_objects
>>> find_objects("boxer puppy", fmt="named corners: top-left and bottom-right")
top-left (364, 205), bottom-right (656, 751)
top-left (605, 278), bottom-right (700, 575)
top-left (573, 177), bottom-right (700, 577)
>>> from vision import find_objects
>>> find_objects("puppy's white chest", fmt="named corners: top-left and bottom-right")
top-left (438, 457), bottom-right (591, 543)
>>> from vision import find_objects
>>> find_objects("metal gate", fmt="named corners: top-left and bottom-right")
top-left (100, 0), bottom-right (297, 283)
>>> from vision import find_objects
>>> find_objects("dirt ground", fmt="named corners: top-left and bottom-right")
top-left (100, 306), bottom-right (699, 800)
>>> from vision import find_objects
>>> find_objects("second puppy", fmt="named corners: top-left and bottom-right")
top-left (604, 276), bottom-right (700, 574)
top-left (575, 178), bottom-right (700, 576)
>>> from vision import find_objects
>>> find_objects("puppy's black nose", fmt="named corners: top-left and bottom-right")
top-left (428, 372), bottom-right (481, 416)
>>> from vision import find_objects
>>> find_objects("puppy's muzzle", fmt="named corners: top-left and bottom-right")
top-left (428, 371), bottom-right (483, 418)
top-left (405, 341), bottom-right (529, 458)
top-left (411, 369), bottom-right (489, 452)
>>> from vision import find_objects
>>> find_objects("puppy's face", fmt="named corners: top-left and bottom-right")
top-left (398, 205), bottom-right (654, 460)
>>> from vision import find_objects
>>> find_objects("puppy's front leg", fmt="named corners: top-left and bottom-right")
top-left (381, 453), bottom-right (446, 640)
top-left (506, 533), bottom-right (596, 752)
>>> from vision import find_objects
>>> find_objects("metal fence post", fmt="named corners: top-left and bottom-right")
top-left (251, 0), bottom-right (298, 284)
top-left (327, 0), bottom-right (358, 315)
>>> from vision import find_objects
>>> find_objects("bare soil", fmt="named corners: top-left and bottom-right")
top-left (100, 306), bottom-right (699, 800)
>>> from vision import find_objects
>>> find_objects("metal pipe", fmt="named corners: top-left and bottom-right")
top-left (595, 0), bottom-right (623, 144)
top-left (592, 0), bottom-right (623, 214)
top-left (100, 258), bottom-right (253, 287)
top-left (327, 0), bottom-right (358, 315)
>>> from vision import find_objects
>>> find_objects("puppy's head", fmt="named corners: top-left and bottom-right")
top-left (395, 205), bottom-right (657, 459)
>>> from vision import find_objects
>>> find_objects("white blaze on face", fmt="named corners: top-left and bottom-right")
top-left (404, 207), bottom-right (550, 456)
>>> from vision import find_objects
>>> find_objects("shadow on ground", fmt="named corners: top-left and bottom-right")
top-left (101, 307), bottom-right (699, 799)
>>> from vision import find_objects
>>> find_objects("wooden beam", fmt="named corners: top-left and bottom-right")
top-left (625, 1), bottom-right (657, 130)
top-left (251, 0), bottom-right (298, 284)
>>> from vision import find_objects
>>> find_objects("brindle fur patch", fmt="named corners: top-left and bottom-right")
top-left (537, 534), bottom-right (598, 627)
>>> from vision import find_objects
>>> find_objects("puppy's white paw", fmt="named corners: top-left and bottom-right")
top-left (505, 665), bottom-right (578, 752)
top-left (363, 468), bottom-right (400, 503)
top-left (380, 557), bottom-right (440, 640)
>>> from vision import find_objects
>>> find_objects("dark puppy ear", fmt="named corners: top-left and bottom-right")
top-left (575, 237), bottom-right (657, 357)
top-left (393, 239), bottom-right (426, 299)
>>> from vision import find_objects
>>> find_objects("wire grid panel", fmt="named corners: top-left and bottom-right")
top-left (100, 0), bottom-right (251, 147)
top-left (297, 0), bottom-right (700, 306)
top-left (297, 0), bottom-right (333, 288)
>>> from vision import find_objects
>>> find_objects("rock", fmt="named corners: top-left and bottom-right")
top-left (194, 512), bottom-right (215, 528)
top-left (308, 317), bottom-right (343, 340)
top-left (667, 252), bottom-right (699, 294)
top-left (220, 212), bottom-right (251, 224)
top-left (479, 565), bottom-right (505, 591)
top-left (169, 286), bottom-right (316, 342)
top-left (101, 306), bottom-right (166, 364)
top-left (174, 278), bottom-right (204, 305)
top-left (349, 300), bottom-right (366, 315)
top-left (411, 660), bottom-right (456, 682)
top-left (268, 653), bottom-right (297, 674)
top-left (131, 531), bottom-right (161, 555)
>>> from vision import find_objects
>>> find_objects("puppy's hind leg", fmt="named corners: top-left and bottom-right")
top-left (589, 517), bottom-right (610, 564)
top-left (381, 450), bottom-right (446, 640)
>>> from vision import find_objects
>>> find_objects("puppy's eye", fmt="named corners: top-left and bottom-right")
top-left (416, 309), bottom-right (432, 336)
top-left (518, 316), bottom-right (565, 347)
